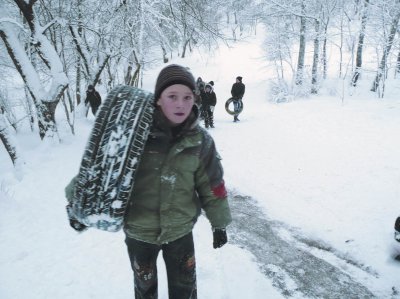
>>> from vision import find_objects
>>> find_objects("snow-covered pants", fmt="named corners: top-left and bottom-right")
top-left (202, 105), bottom-right (214, 128)
top-left (125, 233), bottom-right (197, 299)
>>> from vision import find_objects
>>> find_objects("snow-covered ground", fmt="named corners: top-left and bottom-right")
top-left (1, 28), bottom-right (400, 298)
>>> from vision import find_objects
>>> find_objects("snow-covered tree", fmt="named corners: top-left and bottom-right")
top-left (370, 0), bottom-right (400, 95)
top-left (351, 0), bottom-right (370, 86)
top-left (0, 0), bottom-right (69, 140)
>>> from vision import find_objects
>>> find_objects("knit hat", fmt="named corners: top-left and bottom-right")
top-left (236, 76), bottom-right (242, 82)
top-left (154, 64), bottom-right (196, 101)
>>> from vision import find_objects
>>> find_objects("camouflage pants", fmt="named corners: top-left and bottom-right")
top-left (125, 233), bottom-right (197, 299)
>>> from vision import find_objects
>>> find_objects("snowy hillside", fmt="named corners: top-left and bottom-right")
top-left (1, 26), bottom-right (400, 298)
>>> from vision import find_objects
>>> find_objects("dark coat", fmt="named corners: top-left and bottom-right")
top-left (201, 90), bottom-right (217, 107)
top-left (85, 90), bottom-right (102, 108)
top-left (231, 82), bottom-right (245, 99)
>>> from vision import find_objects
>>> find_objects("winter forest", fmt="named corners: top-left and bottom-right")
top-left (2, 0), bottom-right (400, 160)
top-left (1, 0), bottom-right (400, 298)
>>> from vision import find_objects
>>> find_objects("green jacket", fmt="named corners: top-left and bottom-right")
top-left (123, 107), bottom-right (232, 244)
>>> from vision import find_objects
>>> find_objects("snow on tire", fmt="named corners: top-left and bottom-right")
top-left (71, 85), bottom-right (154, 232)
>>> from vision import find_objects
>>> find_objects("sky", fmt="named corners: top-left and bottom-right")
top-left (1, 26), bottom-right (400, 298)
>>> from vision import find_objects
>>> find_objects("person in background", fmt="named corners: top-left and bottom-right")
top-left (195, 77), bottom-right (205, 104)
top-left (85, 84), bottom-right (102, 116)
top-left (201, 83), bottom-right (217, 128)
top-left (195, 77), bottom-right (205, 120)
top-left (230, 76), bottom-right (245, 122)
top-left (196, 77), bottom-right (205, 95)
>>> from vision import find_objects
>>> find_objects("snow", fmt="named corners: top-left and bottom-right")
top-left (1, 27), bottom-right (400, 299)
top-left (161, 175), bottom-right (177, 185)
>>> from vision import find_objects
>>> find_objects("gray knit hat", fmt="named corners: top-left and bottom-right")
top-left (154, 64), bottom-right (196, 101)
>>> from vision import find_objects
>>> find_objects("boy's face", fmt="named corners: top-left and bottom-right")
top-left (157, 84), bottom-right (194, 126)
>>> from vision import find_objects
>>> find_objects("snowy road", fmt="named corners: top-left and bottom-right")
top-left (228, 192), bottom-right (378, 298)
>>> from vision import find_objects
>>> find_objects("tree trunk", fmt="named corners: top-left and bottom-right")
top-left (0, 113), bottom-right (19, 166)
top-left (161, 44), bottom-right (169, 63)
top-left (125, 50), bottom-right (141, 87)
top-left (76, 0), bottom-right (83, 106)
top-left (61, 93), bottom-right (75, 135)
top-left (0, 94), bottom-right (17, 132)
top-left (311, 19), bottom-right (320, 94)
top-left (351, 0), bottom-right (369, 87)
top-left (106, 60), bottom-right (114, 90)
top-left (371, 5), bottom-right (400, 92)
top-left (181, 38), bottom-right (190, 58)
top-left (127, 65), bottom-right (140, 87)
top-left (322, 24), bottom-right (328, 80)
top-left (396, 50), bottom-right (400, 75)
top-left (338, 9), bottom-right (344, 78)
top-left (76, 55), bottom-right (82, 106)
top-left (37, 94), bottom-right (67, 139)
top-left (295, 2), bottom-right (306, 86)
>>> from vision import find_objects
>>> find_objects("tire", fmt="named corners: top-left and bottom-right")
top-left (225, 98), bottom-right (243, 115)
top-left (71, 85), bottom-right (154, 232)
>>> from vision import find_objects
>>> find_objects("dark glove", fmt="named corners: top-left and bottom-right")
top-left (213, 228), bottom-right (228, 249)
top-left (69, 218), bottom-right (88, 232)
top-left (66, 205), bottom-right (88, 232)
top-left (395, 217), bottom-right (400, 242)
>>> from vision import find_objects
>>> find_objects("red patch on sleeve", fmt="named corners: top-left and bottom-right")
top-left (212, 181), bottom-right (227, 198)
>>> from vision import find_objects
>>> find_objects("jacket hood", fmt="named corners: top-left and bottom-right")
top-left (205, 83), bottom-right (213, 91)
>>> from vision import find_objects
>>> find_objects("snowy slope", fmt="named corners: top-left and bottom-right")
top-left (1, 26), bottom-right (400, 298)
